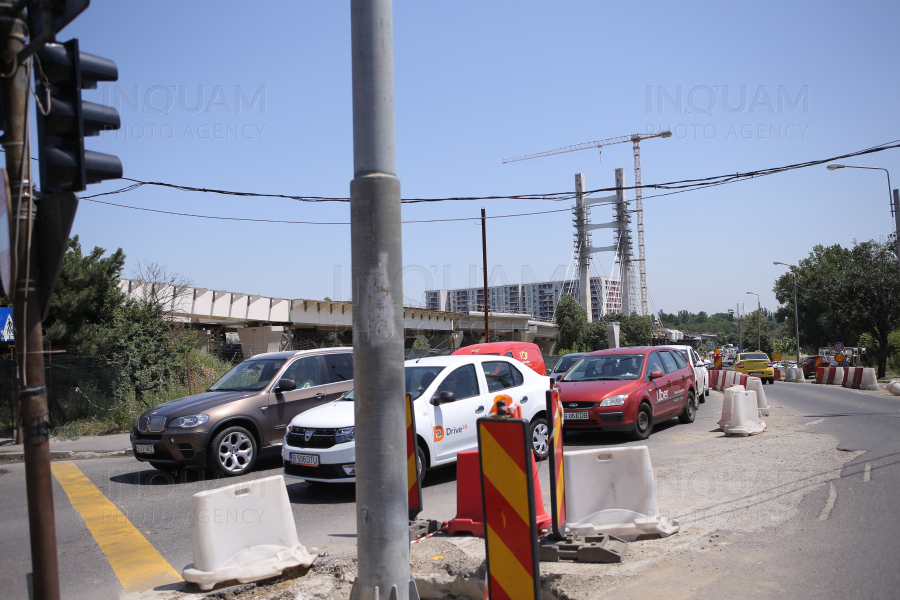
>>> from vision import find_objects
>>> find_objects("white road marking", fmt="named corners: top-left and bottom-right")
top-left (805, 418), bottom-right (824, 426)
top-left (863, 462), bottom-right (871, 482)
top-left (819, 483), bottom-right (837, 520)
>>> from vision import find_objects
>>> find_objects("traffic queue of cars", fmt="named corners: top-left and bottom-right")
top-left (130, 341), bottom-right (710, 483)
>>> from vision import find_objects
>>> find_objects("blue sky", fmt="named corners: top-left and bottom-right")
top-left (55, 0), bottom-right (900, 316)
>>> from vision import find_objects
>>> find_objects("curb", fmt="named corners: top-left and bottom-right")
top-left (0, 448), bottom-right (133, 461)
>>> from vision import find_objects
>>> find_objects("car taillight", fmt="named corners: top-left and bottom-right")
top-left (767, 362), bottom-right (773, 367)
top-left (736, 362), bottom-right (744, 368)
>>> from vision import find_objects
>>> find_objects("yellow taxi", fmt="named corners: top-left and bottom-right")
top-left (733, 352), bottom-right (775, 384)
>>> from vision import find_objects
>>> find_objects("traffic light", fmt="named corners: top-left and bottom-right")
top-left (35, 39), bottom-right (122, 194)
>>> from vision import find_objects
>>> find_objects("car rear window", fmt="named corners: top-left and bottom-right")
top-left (743, 353), bottom-right (768, 360)
top-left (562, 354), bottom-right (645, 381)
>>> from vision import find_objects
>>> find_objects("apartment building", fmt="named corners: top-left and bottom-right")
top-left (425, 276), bottom-right (621, 321)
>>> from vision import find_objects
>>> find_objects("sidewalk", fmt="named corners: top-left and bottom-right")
top-left (0, 432), bottom-right (133, 460)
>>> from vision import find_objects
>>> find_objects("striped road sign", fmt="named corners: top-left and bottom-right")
top-left (545, 388), bottom-right (566, 539)
top-left (478, 417), bottom-right (540, 600)
top-left (406, 393), bottom-right (423, 520)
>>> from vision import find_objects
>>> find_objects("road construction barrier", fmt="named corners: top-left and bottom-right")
top-left (478, 416), bottom-right (541, 600)
top-left (546, 388), bottom-right (567, 539)
top-left (446, 449), bottom-right (552, 536)
top-left (774, 368), bottom-right (782, 381)
top-left (746, 377), bottom-right (770, 418)
top-left (887, 380), bottom-right (900, 396)
top-left (719, 386), bottom-right (766, 436)
top-left (182, 475), bottom-right (314, 590)
top-left (406, 393), bottom-right (423, 520)
top-left (843, 367), bottom-right (879, 390)
top-left (818, 367), bottom-right (846, 386)
top-left (563, 446), bottom-right (679, 541)
top-left (709, 370), bottom-right (722, 391)
top-left (785, 367), bottom-right (808, 383)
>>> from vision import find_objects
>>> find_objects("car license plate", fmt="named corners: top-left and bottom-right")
top-left (750, 371), bottom-right (763, 376)
top-left (566, 411), bottom-right (589, 420)
top-left (135, 444), bottom-right (154, 454)
top-left (290, 453), bottom-right (319, 467)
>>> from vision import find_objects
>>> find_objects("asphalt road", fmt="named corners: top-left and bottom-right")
top-left (0, 380), bottom-right (897, 599)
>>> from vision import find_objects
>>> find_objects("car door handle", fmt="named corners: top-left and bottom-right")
top-left (260, 406), bottom-right (268, 412)
top-left (520, 396), bottom-right (528, 404)
top-left (476, 406), bottom-right (485, 414)
top-left (314, 393), bottom-right (326, 398)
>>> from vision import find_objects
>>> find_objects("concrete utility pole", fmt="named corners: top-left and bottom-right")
top-left (575, 173), bottom-right (592, 322)
top-left (615, 168), bottom-right (631, 316)
top-left (481, 207), bottom-right (489, 340)
top-left (1, 10), bottom-right (61, 600)
top-left (894, 189), bottom-right (899, 272)
top-left (349, 2), bottom-right (410, 600)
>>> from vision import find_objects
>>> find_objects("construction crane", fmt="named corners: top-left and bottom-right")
top-left (502, 130), bottom-right (672, 317)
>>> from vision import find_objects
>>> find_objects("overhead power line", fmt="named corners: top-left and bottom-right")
top-left (35, 139), bottom-right (900, 225)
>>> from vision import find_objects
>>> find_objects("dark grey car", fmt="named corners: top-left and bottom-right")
top-left (130, 347), bottom-right (354, 476)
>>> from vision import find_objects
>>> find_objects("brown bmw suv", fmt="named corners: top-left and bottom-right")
top-left (131, 347), bottom-right (354, 476)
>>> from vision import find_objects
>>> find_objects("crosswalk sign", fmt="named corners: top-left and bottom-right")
top-left (0, 308), bottom-right (14, 342)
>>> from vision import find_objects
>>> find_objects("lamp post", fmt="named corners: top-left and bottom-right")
top-left (774, 262), bottom-right (801, 363)
top-left (827, 163), bottom-right (900, 271)
top-left (746, 291), bottom-right (760, 351)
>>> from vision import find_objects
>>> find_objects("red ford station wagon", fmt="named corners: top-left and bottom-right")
top-left (557, 346), bottom-right (698, 440)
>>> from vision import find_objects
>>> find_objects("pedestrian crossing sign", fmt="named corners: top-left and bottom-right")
top-left (0, 308), bottom-right (14, 342)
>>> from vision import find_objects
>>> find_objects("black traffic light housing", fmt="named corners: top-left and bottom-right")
top-left (35, 39), bottom-right (122, 194)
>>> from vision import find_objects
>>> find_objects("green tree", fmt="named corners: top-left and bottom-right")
top-left (738, 310), bottom-right (774, 356)
top-left (43, 236), bottom-right (125, 353)
top-left (554, 295), bottom-right (586, 352)
top-left (774, 239), bottom-right (900, 377)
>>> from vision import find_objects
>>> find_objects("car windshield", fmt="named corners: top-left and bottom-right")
top-left (553, 355), bottom-right (581, 373)
top-left (742, 353), bottom-right (768, 360)
top-left (562, 354), bottom-right (645, 381)
top-left (341, 365), bottom-right (447, 402)
top-left (209, 359), bottom-right (286, 391)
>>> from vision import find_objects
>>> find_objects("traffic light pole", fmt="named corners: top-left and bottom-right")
top-left (1, 10), bottom-right (60, 600)
top-left (349, 2), bottom-right (410, 600)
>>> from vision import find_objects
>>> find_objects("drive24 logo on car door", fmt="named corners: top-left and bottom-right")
top-left (433, 424), bottom-right (467, 442)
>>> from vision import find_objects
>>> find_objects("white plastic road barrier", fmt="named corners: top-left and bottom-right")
top-left (887, 380), bottom-right (900, 396)
top-left (786, 367), bottom-right (808, 383)
top-left (182, 475), bottom-right (314, 590)
top-left (719, 387), bottom-right (766, 436)
top-left (746, 377), bottom-right (770, 418)
top-left (563, 446), bottom-right (679, 541)
top-left (824, 367), bottom-right (846, 386)
top-left (843, 367), bottom-right (879, 390)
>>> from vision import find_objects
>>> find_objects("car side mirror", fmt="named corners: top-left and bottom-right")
top-left (695, 361), bottom-right (704, 368)
top-left (555, 374), bottom-right (564, 382)
top-left (430, 391), bottom-right (456, 405)
top-left (275, 378), bottom-right (296, 392)
top-left (649, 370), bottom-right (664, 380)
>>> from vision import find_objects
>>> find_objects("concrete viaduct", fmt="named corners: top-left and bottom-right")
top-left (119, 279), bottom-right (559, 358)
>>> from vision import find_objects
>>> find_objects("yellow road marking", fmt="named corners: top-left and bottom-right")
top-left (480, 427), bottom-right (530, 524)
top-left (52, 462), bottom-right (182, 593)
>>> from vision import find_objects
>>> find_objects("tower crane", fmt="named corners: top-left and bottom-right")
top-left (503, 130), bottom-right (672, 317)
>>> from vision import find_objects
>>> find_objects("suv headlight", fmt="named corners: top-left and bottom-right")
top-left (169, 414), bottom-right (210, 428)
top-left (335, 427), bottom-right (355, 444)
top-left (599, 394), bottom-right (627, 407)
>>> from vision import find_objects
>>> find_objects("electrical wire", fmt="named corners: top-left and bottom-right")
top-left (81, 196), bottom-right (574, 225)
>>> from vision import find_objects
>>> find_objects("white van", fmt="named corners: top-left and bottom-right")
top-left (662, 345), bottom-right (709, 402)
top-left (281, 354), bottom-right (552, 483)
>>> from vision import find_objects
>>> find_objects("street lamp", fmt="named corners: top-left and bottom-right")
top-left (774, 262), bottom-right (802, 363)
top-left (827, 163), bottom-right (900, 271)
top-left (746, 291), bottom-right (760, 351)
